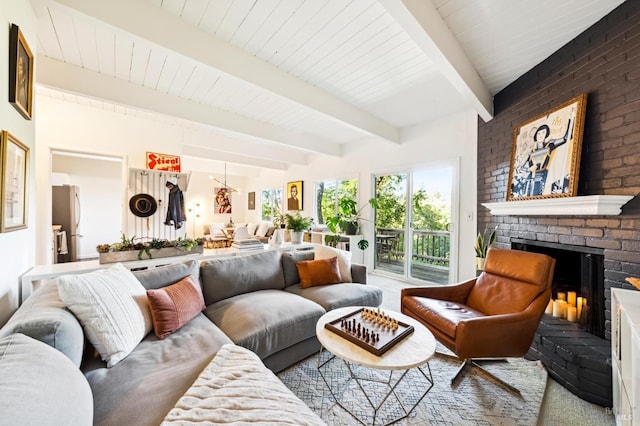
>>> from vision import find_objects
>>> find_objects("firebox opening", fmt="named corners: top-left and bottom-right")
top-left (511, 239), bottom-right (605, 338)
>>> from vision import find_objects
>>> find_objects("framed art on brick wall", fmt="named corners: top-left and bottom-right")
top-left (507, 93), bottom-right (588, 201)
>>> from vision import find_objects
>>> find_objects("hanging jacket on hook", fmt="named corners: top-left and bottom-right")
top-left (164, 182), bottom-right (186, 229)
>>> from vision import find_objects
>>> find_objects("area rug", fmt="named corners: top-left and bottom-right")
top-left (278, 345), bottom-right (547, 426)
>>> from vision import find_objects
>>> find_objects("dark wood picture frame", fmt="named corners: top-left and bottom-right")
top-left (9, 24), bottom-right (34, 120)
top-left (507, 93), bottom-right (588, 201)
top-left (286, 180), bottom-right (303, 211)
top-left (1, 131), bottom-right (29, 232)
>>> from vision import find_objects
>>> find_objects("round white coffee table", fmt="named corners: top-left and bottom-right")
top-left (316, 306), bottom-right (436, 425)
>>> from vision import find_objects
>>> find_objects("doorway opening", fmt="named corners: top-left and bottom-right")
top-left (51, 150), bottom-right (124, 263)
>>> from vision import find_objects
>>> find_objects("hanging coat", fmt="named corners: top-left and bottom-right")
top-left (164, 185), bottom-right (186, 229)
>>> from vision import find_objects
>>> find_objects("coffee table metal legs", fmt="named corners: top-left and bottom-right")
top-left (317, 347), bottom-right (434, 425)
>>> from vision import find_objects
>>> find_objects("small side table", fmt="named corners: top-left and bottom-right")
top-left (316, 306), bottom-right (436, 425)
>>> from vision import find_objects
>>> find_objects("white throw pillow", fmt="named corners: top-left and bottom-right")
top-left (246, 223), bottom-right (259, 235)
top-left (57, 263), bottom-right (152, 367)
top-left (315, 244), bottom-right (352, 282)
top-left (255, 221), bottom-right (271, 237)
top-left (209, 223), bottom-right (226, 237)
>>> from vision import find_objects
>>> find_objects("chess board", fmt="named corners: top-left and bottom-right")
top-left (324, 308), bottom-right (414, 356)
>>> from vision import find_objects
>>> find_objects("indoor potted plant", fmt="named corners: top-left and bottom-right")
top-left (474, 227), bottom-right (497, 270)
top-left (284, 212), bottom-right (312, 244)
top-left (96, 234), bottom-right (203, 264)
top-left (325, 197), bottom-right (378, 250)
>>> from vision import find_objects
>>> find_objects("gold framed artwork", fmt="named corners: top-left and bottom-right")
top-left (1, 131), bottom-right (29, 232)
top-left (287, 181), bottom-right (303, 211)
top-left (8, 24), bottom-right (34, 120)
top-left (248, 191), bottom-right (256, 210)
top-left (507, 93), bottom-right (588, 201)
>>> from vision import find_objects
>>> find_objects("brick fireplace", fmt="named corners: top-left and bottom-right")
top-left (477, 1), bottom-right (640, 408)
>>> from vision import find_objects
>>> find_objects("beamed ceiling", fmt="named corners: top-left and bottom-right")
top-left (32, 0), bottom-right (625, 172)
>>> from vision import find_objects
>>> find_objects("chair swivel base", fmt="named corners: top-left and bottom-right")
top-left (444, 354), bottom-right (522, 396)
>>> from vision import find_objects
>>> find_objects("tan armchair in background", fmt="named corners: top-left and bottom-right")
top-left (401, 247), bottom-right (555, 394)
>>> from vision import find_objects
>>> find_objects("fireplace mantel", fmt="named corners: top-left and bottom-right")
top-left (482, 195), bottom-right (634, 216)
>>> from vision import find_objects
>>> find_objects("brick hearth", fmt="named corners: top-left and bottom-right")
top-left (525, 316), bottom-right (611, 407)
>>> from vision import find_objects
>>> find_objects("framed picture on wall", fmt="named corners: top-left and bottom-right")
top-left (8, 24), bottom-right (34, 120)
top-left (214, 187), bottom-right (232, 214)
top-left (507, 93), bottom-right (587, 201)
top-left (248, 191), bottom-right (255, 210)
top-left (287, 181), bottom-right (303, 210)
top-left (1, 131), bottom-right (29, 232)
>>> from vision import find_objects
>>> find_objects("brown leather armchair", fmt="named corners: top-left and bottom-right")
top-left (401, 247), bottom-right (555, 394)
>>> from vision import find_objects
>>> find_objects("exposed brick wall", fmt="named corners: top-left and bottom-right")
top-left (478, 0), bottom-right (640, 340)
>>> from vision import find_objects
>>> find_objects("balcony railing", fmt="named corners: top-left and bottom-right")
top-left (376, 228), bottom-right (451, 268)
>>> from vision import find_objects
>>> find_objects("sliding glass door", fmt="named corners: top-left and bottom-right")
top-left (374, 163), bottom-right (456, 284)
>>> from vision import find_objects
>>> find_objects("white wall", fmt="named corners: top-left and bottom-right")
top-left (35, 95), bottom-right (252, 262)
top-left (245, 110), bottom-right (479, 282)
top-left (0, 3), bottom-right (37, 326)
top-left (34, 92), bottom-right (478, 286)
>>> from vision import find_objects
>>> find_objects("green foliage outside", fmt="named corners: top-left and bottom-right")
top-left (315, 179), bottom-right (357, 224)
top-left (374, 175), bottom-right (451, 267)
top-left (261, 189), bottom-right (282, 221)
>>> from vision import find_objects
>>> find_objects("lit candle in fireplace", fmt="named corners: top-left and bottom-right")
top-left (546, 299), bottom-right (553, 314)
top-left (567, 291), bottom-right (577, 307)
top-left (557, 292), bottom-right (566, 301)
top-left (577, 297), bottom-right (583, 319)
top-left (553, 300), bottom-right (565, 318)
top-left (567, 306), bottom-right (577, 322)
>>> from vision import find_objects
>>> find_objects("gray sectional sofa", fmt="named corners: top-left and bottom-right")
top-left (0, 249), bottom-right (382, 425)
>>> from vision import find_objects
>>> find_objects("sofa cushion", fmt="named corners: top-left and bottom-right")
top-left (246, 222), bottom-right (259, 235)
top-left (297, 257), bottom-right (342, 288)
top-left (315, 244), bottom-right (352, 282)
top-left (201, 250), bottom-right (286, 305)
top-left (83, 313), bottom-right (232, 426)
top-left (58, 263), bottom-right (153, 368)
top-left (204, 289), bottom-right (325, 360)
top-left (132, 259), bottom-right (199, 291)
top-left (281, 251), bottom-right (315, 286)
top-left (285, 283), bottom-right (383, 311)
top-left (255, 221), bottom-right (271, 237)
top-left (0, 333), bottom-right (93, 425)
top-left (146, 275), bottom-right (205, 339)
top-left (0, 281), bottom-right (84, 366)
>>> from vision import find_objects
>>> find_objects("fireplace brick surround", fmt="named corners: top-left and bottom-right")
top-left (477, 1), bottom-right (640, 407)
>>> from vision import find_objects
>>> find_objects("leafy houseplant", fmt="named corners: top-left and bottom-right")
top-left (285, 212), bottom-right (312, 244)
top-left (474, 227), bottom-right (497, 270)
top-left (325, 197), bottom-right (378, 250)
top-left (96, 233), bottom-right (203, 263)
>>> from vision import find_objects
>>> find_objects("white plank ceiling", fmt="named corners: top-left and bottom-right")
top-left (32, 0), bottom-right (625, 171)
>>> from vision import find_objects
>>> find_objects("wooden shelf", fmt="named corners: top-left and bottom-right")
top-left (481, 195), bottom-right (633, 216)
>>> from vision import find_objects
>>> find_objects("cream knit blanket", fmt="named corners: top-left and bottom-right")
top-left (162, 344), bottom-right (325, 425)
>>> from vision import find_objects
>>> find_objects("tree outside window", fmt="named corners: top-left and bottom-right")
top-left (261, 189), bottom-right (282, 221)
top-left (314, 179), bottom-right (357, 225)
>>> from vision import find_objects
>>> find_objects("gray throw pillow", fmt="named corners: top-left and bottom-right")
top-left (0, 282), bottom-right (84, 366)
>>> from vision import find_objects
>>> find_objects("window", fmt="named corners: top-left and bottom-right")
top-left (261, 189), bottom-right (282, 221)
top-left (314, 178), bottom-right (357, 224)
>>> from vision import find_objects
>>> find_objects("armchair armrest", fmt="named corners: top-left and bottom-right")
top-left (401, 278), bottom-right (476, 304)
top-left (350, 263), bottom-right (367, 284)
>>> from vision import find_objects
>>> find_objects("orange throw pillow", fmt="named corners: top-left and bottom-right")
top-left (146, 275), bottom-right (205, 339)
top-left (296, 257), bottom-right (343, 289)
